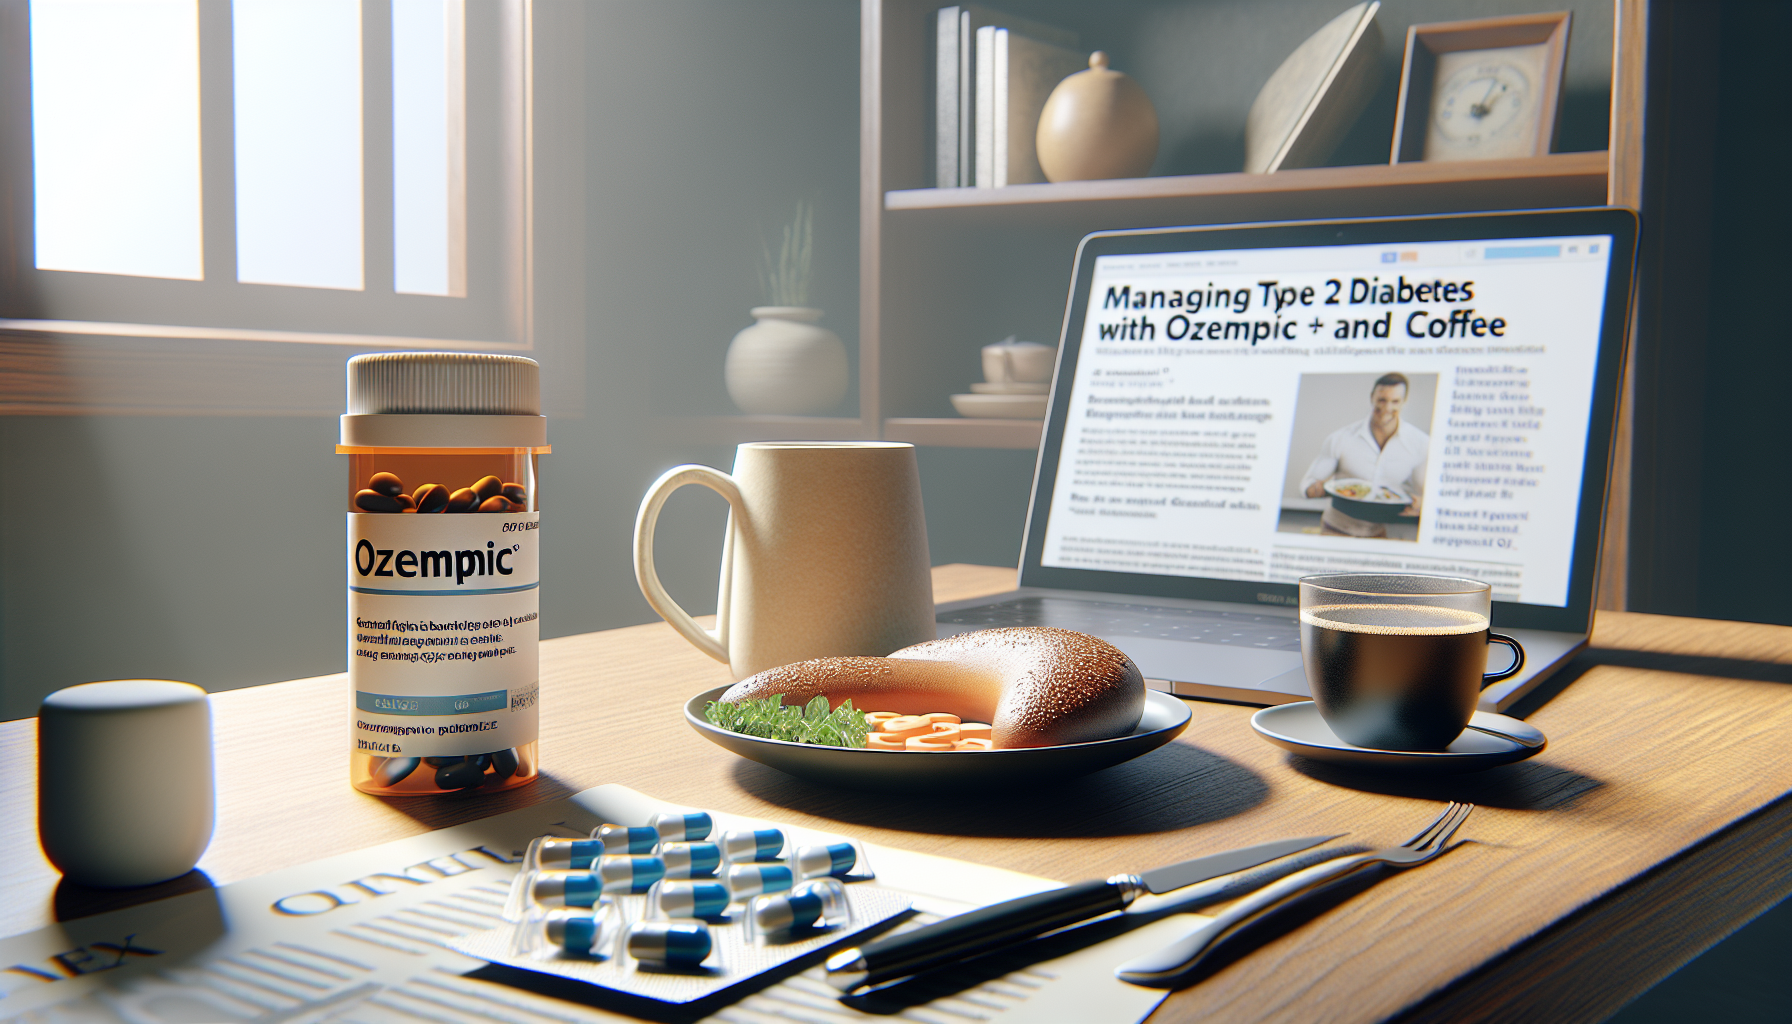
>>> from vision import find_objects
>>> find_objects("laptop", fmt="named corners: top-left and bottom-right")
top-left (937, 208), bottom-right (1639, 712)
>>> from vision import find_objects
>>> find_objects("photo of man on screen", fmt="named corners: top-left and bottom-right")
top-left (1298, 372), bottom-right (1429, 539)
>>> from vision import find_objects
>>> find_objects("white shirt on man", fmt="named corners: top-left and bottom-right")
top-left (1300, 416), bottom-right (1429, 534)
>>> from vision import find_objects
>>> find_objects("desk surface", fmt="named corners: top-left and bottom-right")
top-left (3, 564), bottom-right (1790, 1023)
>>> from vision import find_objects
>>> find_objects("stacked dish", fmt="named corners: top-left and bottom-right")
top-left (953, 338), bottom-right (1054, 419)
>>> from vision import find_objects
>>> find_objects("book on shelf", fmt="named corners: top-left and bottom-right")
top-left (934, 5), bottom-right (1077, 188)
top-left (975, 25), bottom-right (1085, 188)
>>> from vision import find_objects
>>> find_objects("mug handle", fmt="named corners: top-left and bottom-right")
top-left (633, 464), bottom-right (742, 665)
top-left (1484, 632), bottom-right (1525, 683)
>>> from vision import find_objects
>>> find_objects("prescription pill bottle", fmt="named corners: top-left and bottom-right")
top-left (339, 353), bottom-right (547, 795)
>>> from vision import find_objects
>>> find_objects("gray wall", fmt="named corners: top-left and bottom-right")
top-left (0, 415), bottom-right (343, 718)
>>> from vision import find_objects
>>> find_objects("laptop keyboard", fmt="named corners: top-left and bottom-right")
top-left (938, 597), bottom-right (1303, 651)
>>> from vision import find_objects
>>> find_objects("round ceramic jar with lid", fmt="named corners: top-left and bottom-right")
top-left (339, 353), bottom-right (548, 795)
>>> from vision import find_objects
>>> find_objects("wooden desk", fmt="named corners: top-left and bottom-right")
top-left (3, 564), bottom-right (1789, 1023)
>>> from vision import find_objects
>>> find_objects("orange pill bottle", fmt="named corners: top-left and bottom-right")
top-left (339, 353), bottom-right (548, 795)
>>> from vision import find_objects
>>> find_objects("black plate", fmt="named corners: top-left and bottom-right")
top-left (684, 687), bottom-right (1191, 792)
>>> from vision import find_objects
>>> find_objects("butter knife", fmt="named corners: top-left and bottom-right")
top-left (825, 833), bottom-right (1340, 994)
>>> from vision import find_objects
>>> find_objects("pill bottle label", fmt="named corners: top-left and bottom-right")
top-left (347, 512), bottom-right (540, 759)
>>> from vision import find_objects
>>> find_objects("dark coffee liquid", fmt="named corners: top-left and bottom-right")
top-left (1301, 603), bottom-right (1488, 751)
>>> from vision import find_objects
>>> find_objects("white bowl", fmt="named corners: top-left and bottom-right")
top-left (951, 393), bottom-right (1048, 419)
top-left (970, 381), bottom-right (1049, 395)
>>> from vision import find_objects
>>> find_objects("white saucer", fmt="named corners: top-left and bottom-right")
top-left (970, 381), bottom-right (1050, 395)
top-left (1250, 701), bottom-right (1546, 773)
top-left (951, 393), bottom-right (1048, 419)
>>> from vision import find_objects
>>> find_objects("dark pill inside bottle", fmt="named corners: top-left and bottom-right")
top-left (436, 760), bottom-right (488, 790)
top-left (491, 748), bottom-right (520, 778)
top-left (413, 483), bottom-right (450, 513)
top-left (355, 489), bottom-right (404, 513)
top-left (371, 756), bottom-right (421, 787)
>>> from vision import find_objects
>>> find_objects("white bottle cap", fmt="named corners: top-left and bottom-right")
top-left (39, 681), bottom-right (214, 888)
top-left (340, 352), bottom-right (547, 447)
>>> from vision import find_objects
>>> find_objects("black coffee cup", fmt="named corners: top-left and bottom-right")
top-left (1299, 574), bottom-right (1524, 751)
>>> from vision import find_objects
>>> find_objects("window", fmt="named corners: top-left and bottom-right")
top-left (1, 0), bottom-right (530, 360)
top-left (29, 0), bottom-right (204, 281)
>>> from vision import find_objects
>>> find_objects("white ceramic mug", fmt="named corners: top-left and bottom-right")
top-left (634, 442), bottom-right (936, 680)
top-left (981, 339), bottom-right (1057, 384)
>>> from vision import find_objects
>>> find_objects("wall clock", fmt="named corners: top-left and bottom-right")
top-left (1391, 12), bottom-right (1571, 163)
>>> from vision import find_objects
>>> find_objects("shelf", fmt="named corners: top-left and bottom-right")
top-left (882, 418), bottom-right (1042, 450)
top-left (884, 152), bottom-right (1609, 229)
top-left (653, 416), bottom-right (873, 446)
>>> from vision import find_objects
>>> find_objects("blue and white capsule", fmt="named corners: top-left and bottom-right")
top-left (717, 828), bottom-right (785, 863)
top-left (529, 870), bottom-right (605, 908)
top-left (526, 836), bottom-right (606, 871)
top-left (747, 878), bottom-right (849, 938)
top-left (791, 842), bottom-right (858, 879)
top-left (652, 811), bottom-right (713, 843)
top-left (724, 862), bottom-right (794, 899)
top-left (596, 854), bottom-right (667, 894)
top-left (647, 880), bottom-right (731, 920)
top-left (625, 921), bottom-right (712, 968)
top-left (534, 904), bottom-right (620, 958)
top-left (590, 823), bottom-right (659, 855)
top-left (658, 842), bottom-right (722, 879)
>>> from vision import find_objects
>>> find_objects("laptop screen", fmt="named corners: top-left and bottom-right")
top-left (1021, 210), bottom-right (1637, 633)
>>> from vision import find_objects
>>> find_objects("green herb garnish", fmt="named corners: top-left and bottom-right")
top-left (704, 694), bottom-right (871, 748)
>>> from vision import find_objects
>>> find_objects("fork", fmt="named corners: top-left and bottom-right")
top-left (1115, 802), bottom-right (1474, 986)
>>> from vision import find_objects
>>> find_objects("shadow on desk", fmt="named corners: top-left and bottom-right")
top-left (733, 740), bottom-right (1269, 838)
top-left (1286, 756), bottom-right (1606, 809)
top-left (1568, 648), bottom-right (1792, 685)
top-left (54, 869), bottom-right (217, 922)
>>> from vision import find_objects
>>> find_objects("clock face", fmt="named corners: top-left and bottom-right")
top-left (1433, 61), bottom-right (1531, 144)
top-left (1422, 43), bottom-right (1548, 161)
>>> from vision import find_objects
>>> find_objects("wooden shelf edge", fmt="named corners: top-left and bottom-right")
top-left (885, 151), bottom-right (1610, 212)
top-left (653, 415), bottom-right (875, 446)
top-left (883, 417), bottom-right (1042, 449)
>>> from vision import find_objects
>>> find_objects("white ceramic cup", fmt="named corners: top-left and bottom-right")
top-left (981, 340), bottom-right (1057, 384)
top-left (39, 680), bottom-right (215, 888)
top-left (634, 442), bottom-right (937, 680)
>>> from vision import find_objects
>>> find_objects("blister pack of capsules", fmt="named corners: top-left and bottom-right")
top-left (450, 808), bottom-right (913, 1005)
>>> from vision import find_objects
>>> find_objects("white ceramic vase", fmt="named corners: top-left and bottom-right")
top-left (725, 306), bottom-right (848, 415)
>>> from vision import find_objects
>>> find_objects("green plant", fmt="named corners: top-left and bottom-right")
top-left (704, 693), bottom-right (870, 748)
top-left (758, 200), bottom-right (813, 307)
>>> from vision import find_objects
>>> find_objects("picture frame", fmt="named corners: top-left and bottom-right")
top-left (1390, 11), bottom-right (1572, 164)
